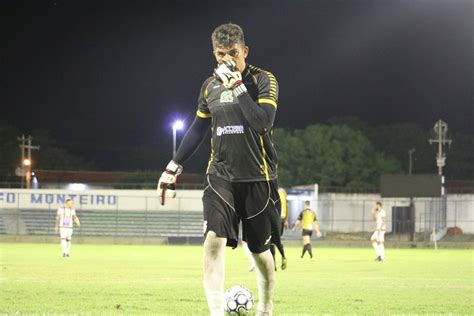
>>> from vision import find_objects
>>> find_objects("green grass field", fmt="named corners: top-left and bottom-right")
top-left (1, 243), bottom-right (472, 315)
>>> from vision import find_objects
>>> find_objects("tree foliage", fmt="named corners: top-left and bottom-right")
top-left (273, 124), bottom-right (400, 188)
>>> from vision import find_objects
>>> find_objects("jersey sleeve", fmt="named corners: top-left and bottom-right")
top-left (196, 77), bottom-right (214, 119)
top-left (313, 211), bottom-right (318, 221)
top-left (297, 211), bottom-right (303, 221)
top-left (72, 209), bottom-right (76, 216)
top-left (256, 71), bottom-right (279, 108)
top-left (380, 209), bottom-right (386, 218)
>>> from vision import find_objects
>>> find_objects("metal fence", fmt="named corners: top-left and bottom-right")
top-left (1, 195), bottom-right (472, 243)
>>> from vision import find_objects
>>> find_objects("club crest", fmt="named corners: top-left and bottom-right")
top-left (220, 90), bottom-right (234, 103)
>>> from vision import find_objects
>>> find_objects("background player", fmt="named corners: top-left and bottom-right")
top-left (292, 201), bottom-right (321, 259)
top-left (271, 187), bottom-right (288, 270)
top-left (54, 199), bottom-right (80, 257)
top-left (370, 201), bottom-right (386, 261)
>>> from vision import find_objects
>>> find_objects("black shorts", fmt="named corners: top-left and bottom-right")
top-left (302, 229), bottom-right (313, 237)
top-left (203, 174), bottom-right (282, 253)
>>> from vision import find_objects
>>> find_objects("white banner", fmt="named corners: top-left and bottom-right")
top-left (0, 189), bottom-right (203, 212)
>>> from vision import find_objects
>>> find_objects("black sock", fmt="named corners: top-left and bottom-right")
top-left (301, 244), bottom-right (307, 258)
top-left (276, 242), bottom-right (286, 259)
top-left (308, 244), bottom-right (313, 258)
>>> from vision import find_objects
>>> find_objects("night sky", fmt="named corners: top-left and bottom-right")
top-left (2, 0), bottom-right (473, 167)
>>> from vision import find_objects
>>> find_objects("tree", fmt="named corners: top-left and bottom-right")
top-left (443, 132), bottom-right (474, 180)
top-left (31, 129), bottom-right (95, 170)
top-left (273, 124), bottom-right (400, 188)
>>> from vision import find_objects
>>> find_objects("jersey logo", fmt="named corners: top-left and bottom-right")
top-left (216, 125), bottom-right (244, 136)
top-left (264, 235), bottom-right (272, 245)
top-left (220, 90), bottom-right (234, 103)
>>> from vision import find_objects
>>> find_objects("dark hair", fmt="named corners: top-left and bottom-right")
top-left (66, 199), bottom-right (72, 203)
top-left (304, 201), bottom-right (311, 205)
top-left (211, 23), bottom-right (245, 49)
top-left (376, 201), bottom-right (382, 207)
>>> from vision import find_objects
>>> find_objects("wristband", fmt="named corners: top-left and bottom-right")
top-left (233, 83), bottom-right (247, 97)
top-left (166, 160), bottom-right (183, 175)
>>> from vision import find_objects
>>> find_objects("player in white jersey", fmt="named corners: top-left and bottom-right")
top-left (370, 201), bottom-right (386, 261)
top-left (55, 199), bottom-right (80, 257)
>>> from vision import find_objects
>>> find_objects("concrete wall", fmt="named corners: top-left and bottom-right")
top-left (0, 188), bottom-right (203, 212)
top-left (1, 188), bottom-right (472, 233)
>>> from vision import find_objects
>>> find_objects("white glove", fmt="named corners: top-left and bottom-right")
top-left (157, 160), bottom-right (183, 206)
top-left (213, 60), bottom-right (243, 89)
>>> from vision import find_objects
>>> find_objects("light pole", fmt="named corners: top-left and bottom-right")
top-left (23, 158), bottom-right (31, 189)
top-left (428, 120), bottom-right (452, 175)
top-left (172, 120), bottom-right (184, 157)
top-left (408, 148), bottom-right (415, 175)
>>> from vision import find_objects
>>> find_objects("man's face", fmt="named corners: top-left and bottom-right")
top-left (213, 43), bottom-right (248, 73)
top-left (66, 200), bottom-right (73, 208)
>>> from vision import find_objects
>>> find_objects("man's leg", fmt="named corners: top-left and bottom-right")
top-left (276, 241), bottom-right (287, 270)
top-left (252, 249), bottom-right (275, 315)
top-left (242, 241), bottom-right (256, 272)
top-left (203, 231), bottom-right (227, 316)
top-left (274, 221), bottom-right (286, 269)
top-left (378, 232), bottom-right (385, 260)
top-left (378, 242), bottom-right (384, 260)
top-left (59, 228), bottom-right (67, 256)
top-left (301, 241), bottom-right (307, 258)
top-left (301, 235), bottom-right (311, 258)
top-left (60, 238), bottom-right (67, 256)
top-left (370, 231), bottom-right (380, 260)
top-left (307, 242), bottom-right (313, 258)
top-left (66, 238), bottom-right (71, 255)
top-left (269, 245), bottom-right (276, 270)
top-left (371, 240), bottom-right (380, 259)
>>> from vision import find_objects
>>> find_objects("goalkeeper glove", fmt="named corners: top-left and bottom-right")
top-left (213, 60), bottom-right (247, 96)
top-left (157, 160), bottom-right (183, 206)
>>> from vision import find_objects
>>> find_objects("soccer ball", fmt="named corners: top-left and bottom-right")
top-left (223, 285), bottom-right (254, 315)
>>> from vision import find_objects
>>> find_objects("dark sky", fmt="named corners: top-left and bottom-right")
top-left (2, 0), bottom-right (473, 167)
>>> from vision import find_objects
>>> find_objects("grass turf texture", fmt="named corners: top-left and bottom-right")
top-left (1, 243), bottom-right (472, 315)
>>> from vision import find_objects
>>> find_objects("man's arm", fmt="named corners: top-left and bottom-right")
top-left (215, 62), bottom-right (277, 134)
top-left (377, 217), bottom-right (385, 232)
top-left (236, 95), bottom-right (276, 134)
top-left (314, 220), bottom-right (322, 237)
top-left (291, 220), bottom-right (300, 231)
top-left (73, 215), bottom-right (80, 227)
top-left (54, 214), bottom-right (60, 233)
top-left (157, 116), bottom-right (211, 205)
top-left (173, 116), bottom-right (211, 164)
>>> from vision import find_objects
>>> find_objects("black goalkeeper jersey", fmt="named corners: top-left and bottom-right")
top-left (196, 64), bottom-right (279, 182)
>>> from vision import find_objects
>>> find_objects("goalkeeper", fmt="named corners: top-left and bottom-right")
top-left (158, 23), bottom-right (281, 316)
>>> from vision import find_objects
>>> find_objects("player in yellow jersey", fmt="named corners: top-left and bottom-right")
top-left (292, 201), bottom-right (321, 259)
top-left (271, 188), bottom-right (288, 269)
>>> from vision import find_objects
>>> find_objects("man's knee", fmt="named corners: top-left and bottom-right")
top-left (246, 241), bottom-right (270, 254)
top-left (204, 231), bottom-right (226, 258)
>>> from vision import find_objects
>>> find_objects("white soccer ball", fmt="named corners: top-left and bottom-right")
top-left (223, 285), bottom-right (254, 315)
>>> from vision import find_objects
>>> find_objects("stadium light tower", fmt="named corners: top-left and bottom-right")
top-left (428, 120), bottom-right (452, 175)
top-left (172, 120), bottom-right (184, 157)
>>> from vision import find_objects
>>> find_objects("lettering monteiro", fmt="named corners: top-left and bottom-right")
top-left (31, 193), bottom-right (117, 206)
